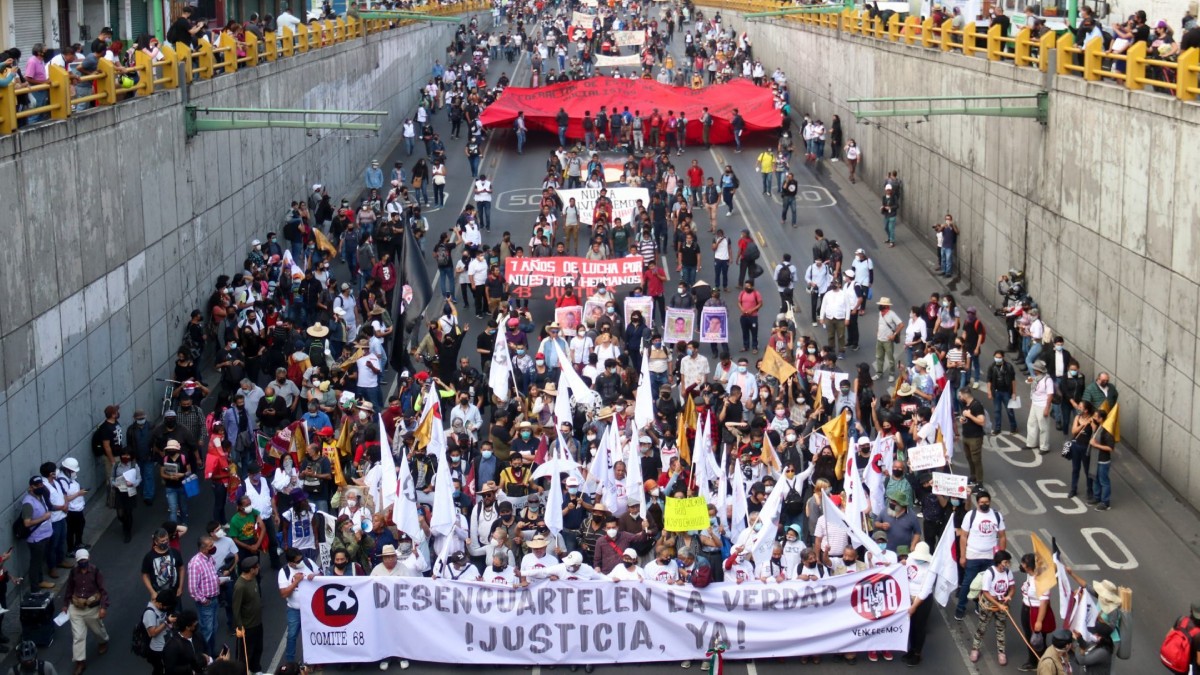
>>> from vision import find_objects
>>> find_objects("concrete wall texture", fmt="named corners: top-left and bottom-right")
top-left (0, 20), bottom-right (456, 552)
top-left (736, 15), bottom-right (1200, 509)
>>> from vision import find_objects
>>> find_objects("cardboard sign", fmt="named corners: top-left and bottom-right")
top-left (908, 443), bottom-right (947, 472)
top-left (663, 496), bottom-right (712, 531)
top-left (931, 471), bottom-right (969, 498)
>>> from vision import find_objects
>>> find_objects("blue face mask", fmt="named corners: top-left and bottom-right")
top-left (568, 488), bottom-right (579, 495)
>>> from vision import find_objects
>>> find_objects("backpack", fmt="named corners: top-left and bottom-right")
top-left (90, 423), bottom-right (107, 457)
top-left (434, 246), bottom-right (451, 268)
top-left (131, 607), bottom-right (156, 659)
top-left (783, 482), bottom-right (804, 517)
top-left (1160, 616), bottom-right (1199, 673)
top-left (775, 264), bottom-right (793, 287)
top-left (743, 241), bottom-right (760, 262)
top-left (12, 508), bottom-right (32, 541)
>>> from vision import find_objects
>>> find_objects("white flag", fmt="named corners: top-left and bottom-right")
top-left (843, 451), bottom-right (870, 530)
top-left (391, 444), bottom-right (425, 544)
top-left (488, 329), bottom-right (513, 402)
top-left (730, 458), bottom-right (748, 543)
top-left (821, 491), bottom-right (875, 553)
top-left (716, 445), bottom-right (729, 531)
top-left (919, 518), bottom-right (961, 605)
top-left (623, 433), bottom-right (645, 515)
top-left (543, 433), bottom-right (570, 538)
top-left (633, 348), bottom-right (655, 432)
top-left (379, 415), bottom-right (399, 514)
top-left (426, 403), bottom-right (457, 538)
top-left (1055, 551), bottom-right (1073, 620)
top-left (867, 436), bottom-right (895, 517)
top-left (932, 385), bottom-right (957, 462)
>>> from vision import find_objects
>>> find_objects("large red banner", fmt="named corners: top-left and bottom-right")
top-left (479, 78), bottom-right (779, 145)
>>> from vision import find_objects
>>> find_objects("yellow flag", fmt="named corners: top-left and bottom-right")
top-left (761, 346), bottom-right (798, 383)
top-left (1102, 403), bottom-right (1120, 443)
top-left (821, 410), bottom-right (850, 479)
top-left (323, 441), bottom-right (347, 487)
top-left (1031, 533), bottom-right (1058, 597)
top-left (335, 417), bottom-right (354, 458)
top-left (676, 394), bottom-right (697, 466)
top-left (412, 402), bottom-right (435, 450)
top-left (761, 428), bottom-right (782, 474)
top-left (291, 422), bottom-right (308, 458)
top-left (312, 227), bottom-right (339, 259)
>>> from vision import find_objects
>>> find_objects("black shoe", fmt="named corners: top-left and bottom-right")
top-left (1018, 663), bottom-right (1037, 672)
top-left (1094, 503), bottom-right (1110, 511)
top-left (1086, 496), bottom-right (1099, 504)
top-left (991, 430), bottom-right (1002, 436)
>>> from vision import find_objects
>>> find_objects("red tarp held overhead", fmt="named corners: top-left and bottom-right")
top-left (478, 77), bottom-right (780, 145)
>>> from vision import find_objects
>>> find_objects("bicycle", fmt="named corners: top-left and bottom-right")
top-left (156, 378), bottom-right (182, 418)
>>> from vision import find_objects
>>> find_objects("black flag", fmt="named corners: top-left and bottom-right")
top-left (391, 222), bottom-right (433, 374)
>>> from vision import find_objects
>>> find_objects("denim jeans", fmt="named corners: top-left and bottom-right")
top-left (781, 196), bottom-right (797, 225)
top-left (48, 520), bottom-right (67, 568)
top-left (1095, 460), bottom-right (1111, 505)
top-left (404, 137), bottom-right (415, 155)
top-left (558, 126), bottom-right (568, 146)
top-left (516, 129), bottom-right (526, 154)
top-left (197, 599), bottom-right (219, 655)
top-left (1025, 342), bottom-right (1043, 374)
top-left (739, 315), bottom-right (759, 350)
top-left (992, 390), bottom-right (1018, 432)
top-left (957, 558), bottom-right (992, 614)
top-left (940, 247), bottom-right (954, 276)
top-left (28, 90), bottom-right (49, 123)
top-left (682, 266), bottom-right (697, 285)
top-left (761, 172), bottom-right (772, 194)
top-left (140, 460), bottom-right (157, 503)
top-left (437, 268), bottom-right (455, 298)
top-left (714, 260), bottom-right (729, 288)
top-left (469, 155), bottom-right (481, 177)
top-left (884, 215), bottom-right (897, 243)
top-left (286, 607), bottom-right (302, 663)
top-left (165, 486), bottom-right (189, 521)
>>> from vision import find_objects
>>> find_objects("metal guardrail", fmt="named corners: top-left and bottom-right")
top-left (0, 0), bottom-right (485, 135)
top-left (694, 0), bottom-right (1198, 102)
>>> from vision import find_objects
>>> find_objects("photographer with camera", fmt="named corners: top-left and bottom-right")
top-left (141, 589), bottom-right (177, 674)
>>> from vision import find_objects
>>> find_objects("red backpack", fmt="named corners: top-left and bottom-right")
top-left (1160, 616), bottom-right (1199, 673)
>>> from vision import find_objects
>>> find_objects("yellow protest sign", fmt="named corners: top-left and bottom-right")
top-left (663, 497), bottom-right (711, 532)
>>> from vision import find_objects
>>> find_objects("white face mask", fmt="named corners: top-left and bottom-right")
top-left (213, 529), bottom-right (226, 539)
top-left (606, 528), bottom-right (619, 538)
top-left (242, 506), bottom-right (253, 514)
top-left (358, 411), bottom-right (368, 421)
top-left (347, 499), bottom-right (358, 508)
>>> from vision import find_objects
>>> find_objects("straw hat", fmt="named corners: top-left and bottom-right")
top-left (527, 535), bottom-right (550, 550)
top-left (897, 383), bottom-right (917, 397)
top-left (478, 481), bottom-right (499, 494)
top-left (306, 323), bottom-right (330, 338)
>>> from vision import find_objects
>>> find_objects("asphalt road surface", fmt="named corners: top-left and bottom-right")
top-left (16, 12), bottom-right (1198, 675)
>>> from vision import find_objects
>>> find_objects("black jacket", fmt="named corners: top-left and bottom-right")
top-left (987, 360), bottom-right (1016, 393)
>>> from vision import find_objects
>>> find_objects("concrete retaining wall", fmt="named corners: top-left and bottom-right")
top-left (0, 19), bottom-right (457, 547)
top-left (736, 15), bottom-right (1200, 508)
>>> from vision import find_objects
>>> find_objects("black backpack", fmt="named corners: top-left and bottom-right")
top-left (775, 264), bottom-right (793, 287)
top-left (743, 241), bottom-right (760, 262)
top-left (783, 482), bottom-right (804, 517)
top-left (434, 246), bottom-right (451, 268)
top-left (131, 607), bottom-right (156, 659)
top-left (90, 423), bottom-right (108, 458)
top-left (11, 511), bottom-right (32, 541)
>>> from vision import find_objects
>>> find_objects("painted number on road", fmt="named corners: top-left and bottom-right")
top-left (497, 189), bottom-right (544, 212)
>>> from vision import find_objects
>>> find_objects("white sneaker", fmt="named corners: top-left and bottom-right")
top-left (380, 663), bottom-right (390, 671)
top-left (701, 662), bottom-right (711, 671)
top-left (681, 661), bottom-right (693, 669)
top-left (399, 661), bottom-right (411, 670)
top-left (832, 158), bottom-right (839, 162)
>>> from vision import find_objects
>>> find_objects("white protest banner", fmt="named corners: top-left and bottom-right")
top-left (907, 442), bottom-right (947, 472)
top-left (572, 11), bottom-right (595, 26)
top-left (297, 568), bottom-right (911, 665)
top-left (505, 256), bottom-right (644, 291)
top-left (931, 471), bottom-right (969, 498)
top-left (557, 186), bottom-right (649, 227)
top-left (595, 53), bottom-right (643, 67)
top-left (613, 30), bottom-right (646, 46)
top-left (580, 0), bottom-right (598, 5)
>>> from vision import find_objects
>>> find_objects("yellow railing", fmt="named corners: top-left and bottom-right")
top-left (695, 0), bottom-right (1200, 103)
top-left (0, 0), bottom-right (485, 135)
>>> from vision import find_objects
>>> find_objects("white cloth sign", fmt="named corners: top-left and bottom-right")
top-left (572, 11), bottom-right (595, 26)
top-left (930, 471), bottom-right (969, 498)
top-left (557, 187), bottom-right (649, 227)
top-left (594, 53), bottom-right (643, 67)
top-left (297, 569), bottom-right (910, 664)
top-left (613, 30), bottom-right (646, 46)
top-left (907, 442), bottom-right (947, 472)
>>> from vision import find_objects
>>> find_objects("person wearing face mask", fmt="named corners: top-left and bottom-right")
top-left (141, 528), bottom-right (184, 606)
top-left (277, 547), bottom-right (319, 665)
top-left (970, 550), bottom-right (1015, 665)
top-left (594, 515), bottom-right (652, 574)
top-left (608, 548), bottom-right (647, 582)
top-left (299, 443), bottom-right (333, 514)
top-left (1059, 359), bottom-right (1087, 439)
top-left (186, 535), bottom-right (225, 655)
top-left (500, 446), bottom-right (536, 506)
top-left (723, 545), bottom-right (757, 584)
top-left (986, 349), bottom-right (1019, 435)
top-left (482, 552), bottom-right (525, 589)
top-left (876, 493), bottom-right (921, 555)
top-left (726, 357), bottom-right (759, 402)
top-left (1038, 629), bottom-right (1076, 675)
top-left (328, 548), bottom-right (365, 577)
top-left (955, 491), bottom-right (1007, 620)
top-left (679, 340), bottom-right (710, 391)
top-left (436, 550), bottom-right (482, 582)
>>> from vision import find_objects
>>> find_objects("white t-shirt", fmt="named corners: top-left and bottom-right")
top-left (520, 552), bottom-right (561, 575)
top-left (980, 566), bottom-right (1014, 600)
top-left (962, 509), bottom-right (1005, 560)
top-left (482, 567), bottom-right (520, 587)
top-left (278, 559), bottom-right (320, 610)
top-left (473, 179), bottom-right (493, 203)
top-left (642, 559), bottom-right (681, 583)
top-left (608, 562), bottom-right (646, 582)
top-left (356, 353), bottom-right (381, 389)
top-left (467, 258), bottom-right (489, 285)
top-left (713, 237), bottom-right (731, 261)
top-left (1021, 575), bottom-right (1050, 608)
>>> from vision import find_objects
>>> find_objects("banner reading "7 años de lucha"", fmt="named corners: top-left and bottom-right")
top-left (298, 567), bottom-right (910, 665)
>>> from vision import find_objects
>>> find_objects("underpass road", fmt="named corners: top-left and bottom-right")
top-left (32, 15), bottom-right (1196, 675)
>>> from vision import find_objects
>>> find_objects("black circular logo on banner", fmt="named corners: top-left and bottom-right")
top-left (311, 584), bottom-right (359, 628)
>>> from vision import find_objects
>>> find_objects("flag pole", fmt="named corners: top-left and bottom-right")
top-left (1001, 605), bottom-right (1038, 656)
